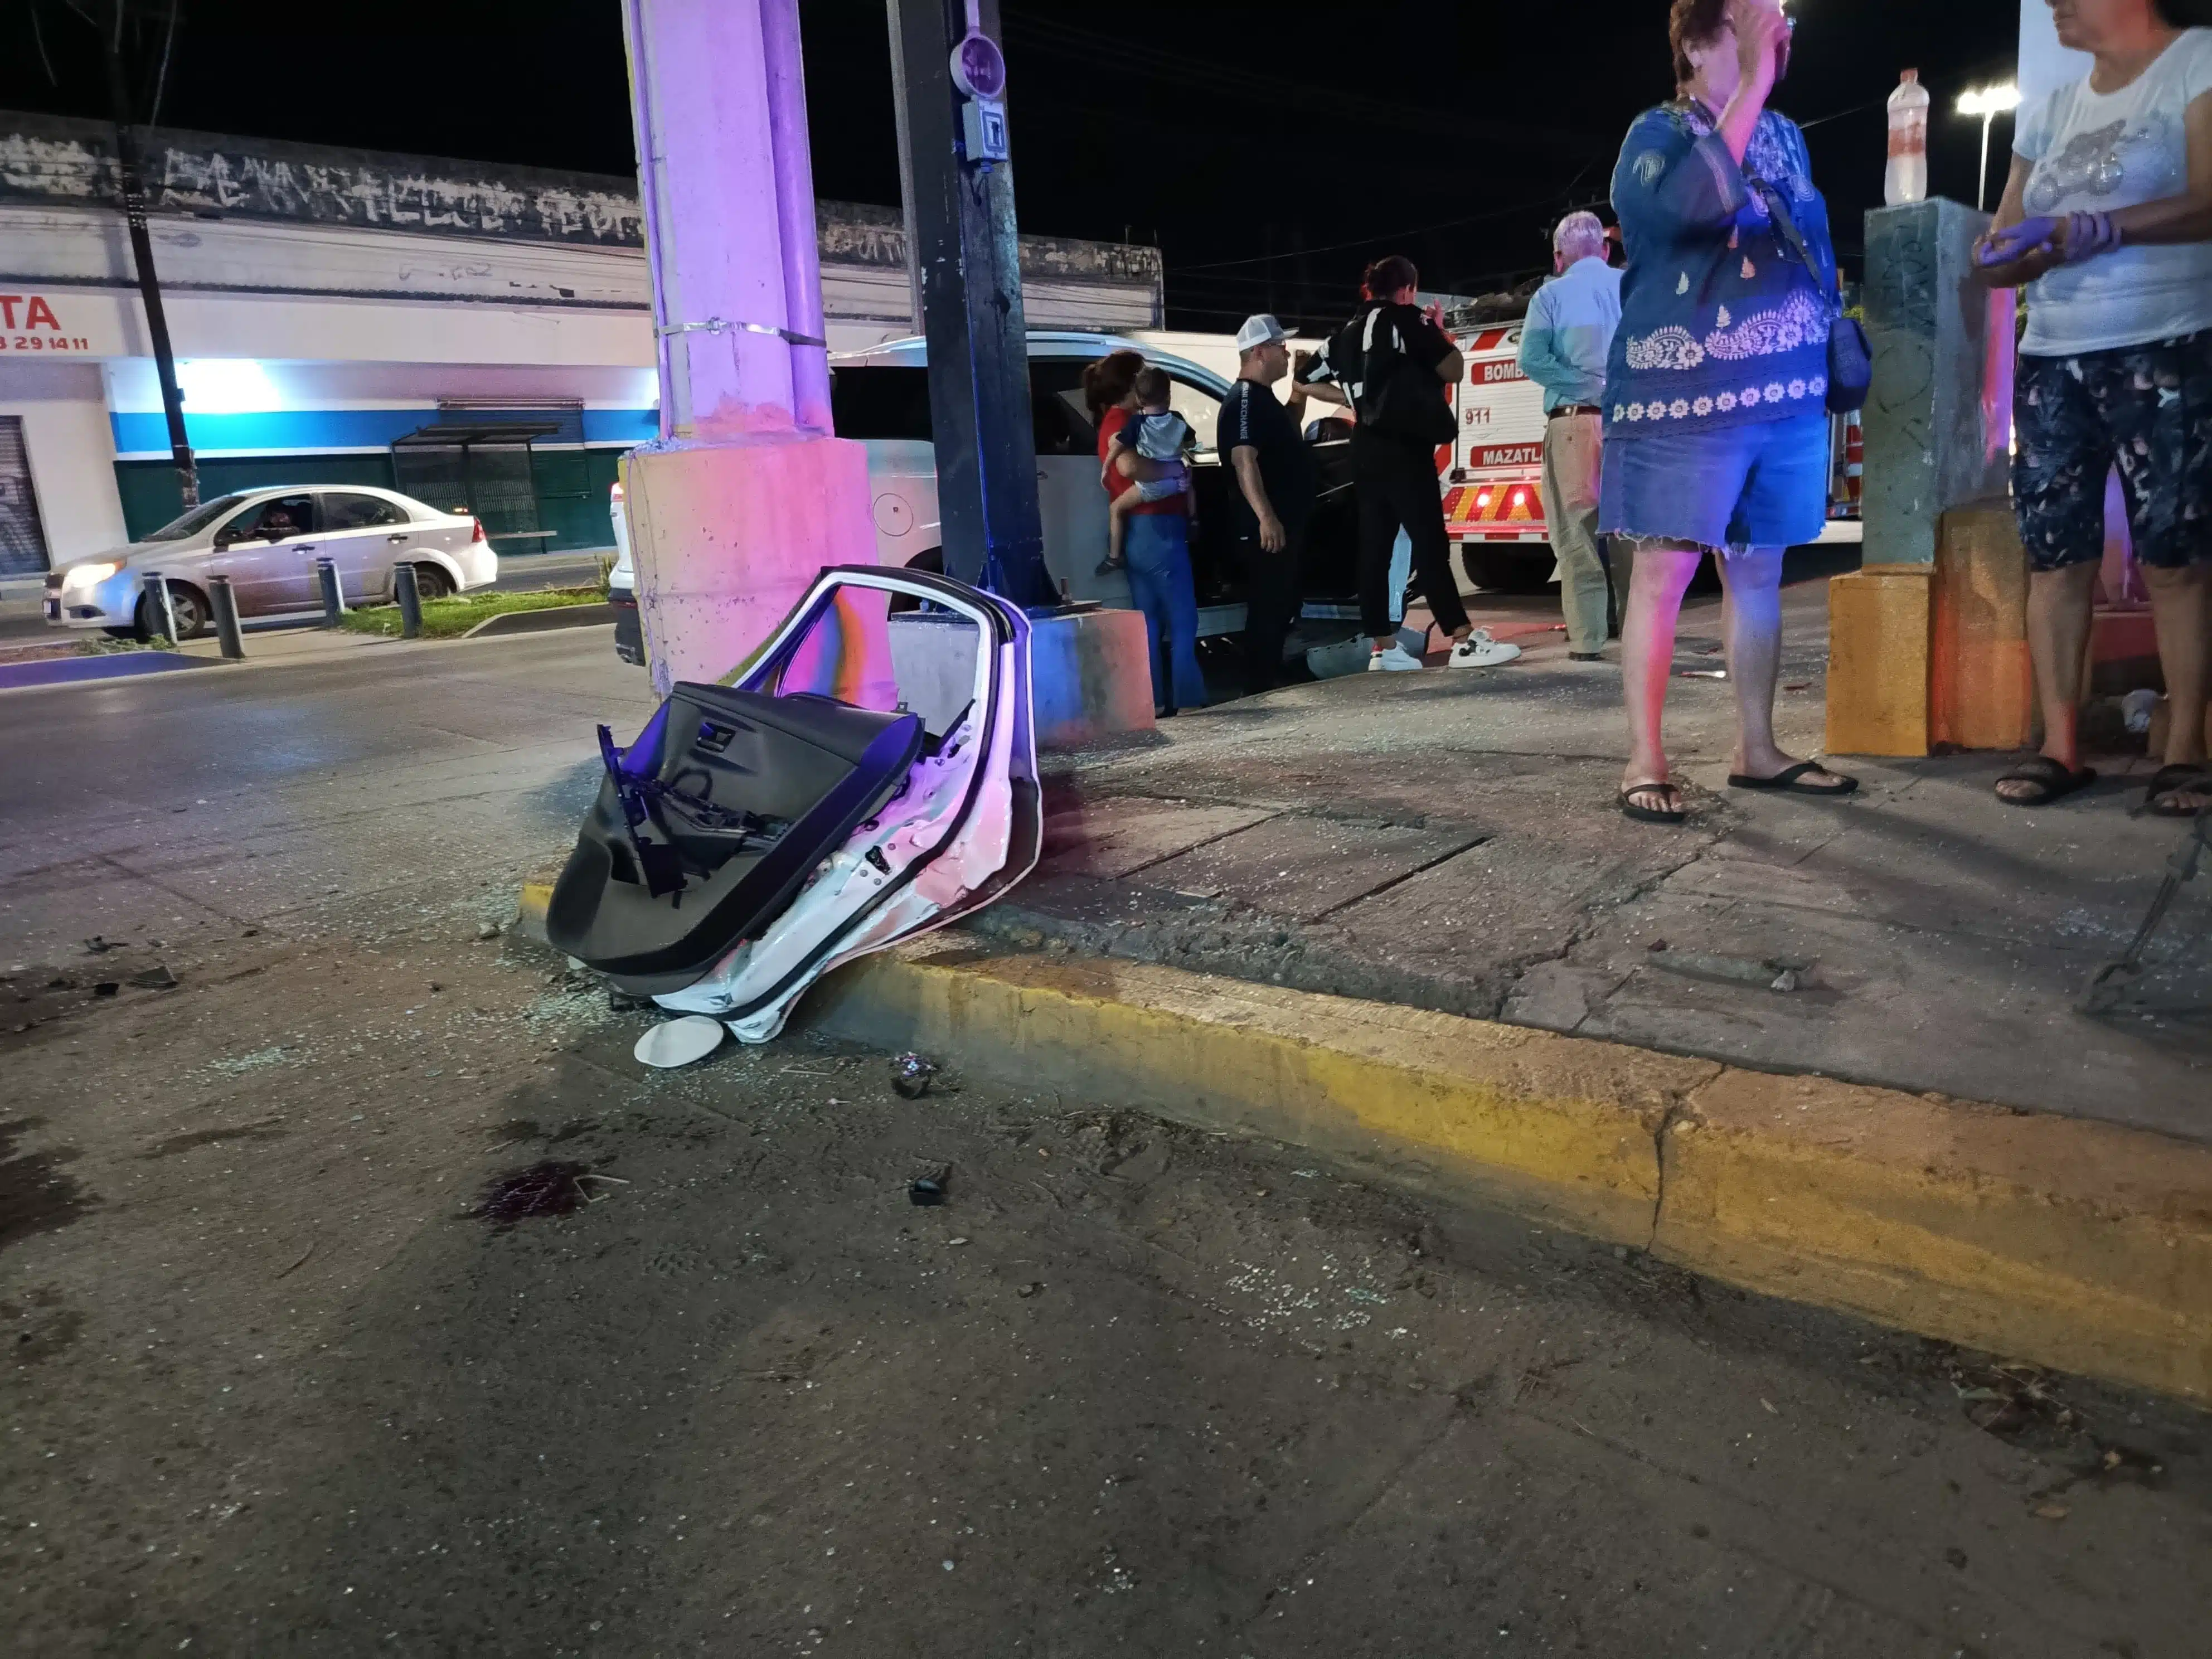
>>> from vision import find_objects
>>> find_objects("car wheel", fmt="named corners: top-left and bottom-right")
top-left (411, 563), bottom-right (456, 600)
top-left (134, 584), bottom-right (210, 642)
top-left (889, 548), bottom-right (943, 614)
top-left (1457, 542), bottom-right (1557, 596)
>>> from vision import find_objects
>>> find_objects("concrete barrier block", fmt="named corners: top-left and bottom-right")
top-left (1826, 565), bottom-right (1932, 756)
top-left (1931, 502), bottom-right (2033, 751)
top-left (1027, 607), bottom-right (1157, 750)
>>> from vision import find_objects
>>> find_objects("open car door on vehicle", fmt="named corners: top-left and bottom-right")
top-left (545, 567), bottom-right (1040, 1042)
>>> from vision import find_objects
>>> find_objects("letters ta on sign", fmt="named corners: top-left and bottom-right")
top-left (0, 293), bottom-right (96, 355)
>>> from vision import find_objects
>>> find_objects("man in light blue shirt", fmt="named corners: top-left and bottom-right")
top-left (1517, 213), bottom-right (1624, 658)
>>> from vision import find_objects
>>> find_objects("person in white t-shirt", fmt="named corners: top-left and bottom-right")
top-left (1976, 2), bottom-right (2212, 816)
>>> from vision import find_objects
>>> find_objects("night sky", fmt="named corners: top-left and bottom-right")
top-left (9, 0), bottom-right (2030, 328)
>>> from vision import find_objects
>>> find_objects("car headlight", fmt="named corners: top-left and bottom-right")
top-left (61, 561), bottom-right (120, 591)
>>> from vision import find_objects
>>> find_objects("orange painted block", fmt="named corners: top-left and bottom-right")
top-left (1930, 504), bottom-right (2033, 751)
top-left (1826, 565), bottom-right (1932, 758)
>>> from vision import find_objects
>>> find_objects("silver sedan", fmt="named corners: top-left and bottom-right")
top-left (44, 484), bottom-right (499, 639)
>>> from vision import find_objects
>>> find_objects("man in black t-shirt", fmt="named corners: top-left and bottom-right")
top-left (1304, 256), bottom-right (1514, 672)
top-left (1217, 313), bottom-right (1332, 692)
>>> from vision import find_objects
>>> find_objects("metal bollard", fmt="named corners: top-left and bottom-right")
top-left (394, 561), bottom-right (423, 638)
top-left (316, 556), bottom-right (346, 624)
top-left (143, 570), bottom-right (180, 644)
top-left (208, 574), bottom-right (246, 660)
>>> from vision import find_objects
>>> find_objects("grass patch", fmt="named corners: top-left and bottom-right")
top-left (336, 586), bottom-right (604, 640)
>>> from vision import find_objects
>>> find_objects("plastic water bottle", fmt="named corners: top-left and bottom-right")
top-left (1884, 69), bottom-right (1930, 206)
top-left (2122, 689), bottom-right (2160, 735)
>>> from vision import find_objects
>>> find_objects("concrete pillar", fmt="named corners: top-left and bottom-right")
top-left (1828, 198), bottom-right (2017, 755)
top-left (1859, 200), bottom-right (2011, 567)
top-left (619, 0), bottom-right (876, 696)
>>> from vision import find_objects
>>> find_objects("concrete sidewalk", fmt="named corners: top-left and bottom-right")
top-left (996, 579), bottom-right (2208, 1145)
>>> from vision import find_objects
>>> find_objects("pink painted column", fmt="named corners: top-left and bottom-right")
top-left (619, 0), bottom-right (875, 695)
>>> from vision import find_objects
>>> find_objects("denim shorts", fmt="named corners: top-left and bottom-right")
top-left (2014, 329), bottom-right (2212, 573)
top-left (1599, 411), bottom-right (1831, 554)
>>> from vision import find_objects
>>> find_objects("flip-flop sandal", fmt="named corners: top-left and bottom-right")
top-left (1727, 760), bottom-right (1860, 795)
top-left (2144, 763), bottom-right (2212, 818)
top-left (1994, 755), bottom-right (2097, 807)
top-left (1619, 782), bottom-right (1686, 824)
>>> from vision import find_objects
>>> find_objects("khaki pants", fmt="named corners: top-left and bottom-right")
top-left (1541, 411), bottom-right (1611, 654)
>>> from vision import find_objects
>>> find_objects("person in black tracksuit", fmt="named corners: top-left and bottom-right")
top-left (1306, 256), bottom-right (1502, 672)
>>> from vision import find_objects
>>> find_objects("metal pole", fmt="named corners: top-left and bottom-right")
top-left (208, 574), bottom-right (245, 659)
top-left (102, 4), bottom-right (197, 510)
top-left (316, 556), bottom-right (345, 624)
top-left (394, 561), bottom-right (423, 638)
top-left (143, 570), bottom-right (178, 644)
top-left (886, 0), bottom-right (1054, 607)
top-left (1977, 113), bottom-right (1992, 213)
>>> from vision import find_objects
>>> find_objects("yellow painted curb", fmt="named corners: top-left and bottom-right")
top-left (809, 937), bottom-right (1713, 1246)
top-left (1661, 1070), bottom-right (2212, 1401)
top-left (516, 880), bottom-right (556, 943)
top-left (797, 937), bottom-right (2212, 1403)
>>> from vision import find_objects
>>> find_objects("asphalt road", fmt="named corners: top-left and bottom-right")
top-left (3, 628), bottom-right (2209, 1655)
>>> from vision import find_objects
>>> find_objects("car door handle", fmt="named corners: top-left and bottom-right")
top-left (293, 544), bottom-right (319, 554)
top-left (387, 533), bottom-right (410, 543)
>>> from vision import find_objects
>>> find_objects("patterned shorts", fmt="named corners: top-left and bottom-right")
top-left (2014, 329), bottom-right (2212, 572)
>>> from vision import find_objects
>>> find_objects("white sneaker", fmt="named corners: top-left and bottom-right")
top-left (1447, 629), bottom-right (1522, 669)
top-left (1367, 644), bottom-right (1425, 672)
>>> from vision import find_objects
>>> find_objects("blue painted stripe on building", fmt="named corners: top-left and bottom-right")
top-left (111, 408), bottom-right (658, 457)
top-left (583, 407), bottom-right (658, 445)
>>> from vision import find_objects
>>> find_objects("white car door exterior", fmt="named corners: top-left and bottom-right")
top-left (209, 494), bottom-right (320, 615)
top-left (316, 492), bottom-right (415, 601)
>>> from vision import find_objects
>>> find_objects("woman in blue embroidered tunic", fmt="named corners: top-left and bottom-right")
top-left (1600, 0), bottom-right (1856, 823)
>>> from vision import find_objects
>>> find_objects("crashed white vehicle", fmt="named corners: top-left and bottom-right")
top-left (544, 567), bottom-right (1038, 1042)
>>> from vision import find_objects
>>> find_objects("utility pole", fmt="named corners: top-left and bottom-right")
top-left (101, 2), bottom-right (196, 508)
top-left (887, 0), bottom-right (1053, 607)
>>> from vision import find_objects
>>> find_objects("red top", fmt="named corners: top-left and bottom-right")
top-left (1098, 406), bottom-right (1185, 518)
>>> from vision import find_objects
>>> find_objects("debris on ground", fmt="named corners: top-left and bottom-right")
top-left (909, 1167), bottom-right (950, 1207)
top-left (607, 987), bottom-right (657, 1013)
top-left (127, 966), bottom-right (179, 991)
top-left (1647, 949), bottom-right (1813, 993)
top-left (92, 982), bottom-right (119, 998)
top-left (474, 920), bottom-right (502, 941)
top-left (891, 1052), bottom-right (940, 1099)
top-left (81, 936), bottom-right (120, 955)
top-left (474, 1160), bottom-right (604, 1226)
top-left (633, 1015), bottom-right (725, 1069)
top-left (1947, 1357), bottom-right (2083, 1440)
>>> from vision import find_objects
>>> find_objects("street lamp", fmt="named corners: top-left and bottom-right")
top-left (1957, 83), bottom-right (2023, 212)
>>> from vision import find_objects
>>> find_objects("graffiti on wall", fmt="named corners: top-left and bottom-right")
top-left (0, 123), bottom-right (644, 248)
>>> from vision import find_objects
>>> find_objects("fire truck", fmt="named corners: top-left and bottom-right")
top-left (1441, 323), bottom-right (1556, 593)
top-left (1437, 319), bottom-right (1863, 595)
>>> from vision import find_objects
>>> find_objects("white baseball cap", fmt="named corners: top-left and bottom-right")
top-left (1234, 313), bottom-right (1292, 352)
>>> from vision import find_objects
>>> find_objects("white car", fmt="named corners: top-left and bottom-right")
top-left (44, 484), bottom-right (498, 639)
top-left (604, 332), bottom-right (1361, 663)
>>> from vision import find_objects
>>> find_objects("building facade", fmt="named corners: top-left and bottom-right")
top-left (0, 111), bottom-right (1164, 579)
